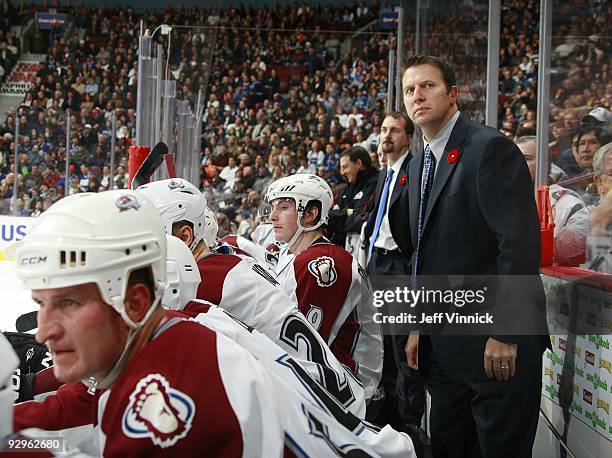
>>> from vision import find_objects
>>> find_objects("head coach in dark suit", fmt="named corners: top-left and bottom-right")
top-left (402, 55), bottom-right (550, 458)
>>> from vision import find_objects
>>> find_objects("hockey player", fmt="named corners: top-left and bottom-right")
top-left (265, 173), bottom-right (383, 400)
top-left (13, 190), bottom-right (284, 456)
top-left (137, 178), bottom-right (367, 416)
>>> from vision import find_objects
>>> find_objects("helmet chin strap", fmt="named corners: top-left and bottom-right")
top-left (96, 289), bottom-right (163, 389)
top-left (286, 208), bottom-right (322, 252)
top-left (188, 235), bottom-right (201, 251)
top-left (186, 225), bottom-right (201, 252)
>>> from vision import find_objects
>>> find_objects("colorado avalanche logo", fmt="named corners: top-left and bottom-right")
top-left (116, 195), bottom-right (140, 212)
top-left (122, 373), bottom-right (195, 448)
top-left (168, 179), bottom-right (185, 190)
top-left (307, 256), bottom-right (337, 287)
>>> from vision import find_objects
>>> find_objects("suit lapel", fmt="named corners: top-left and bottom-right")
top-left (422, 114), bottom-right (469, 232)
top-left (408, 148), bottom-right (423, 245)
top-left (389, 151), bottom-right (410, 209)
top-left (373, 167), bottom-right (386, 210)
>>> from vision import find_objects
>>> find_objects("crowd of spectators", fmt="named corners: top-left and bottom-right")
top-left (0, 0), bottom-right (20, 85)
top-left (496, 0), bottom-right (611, 270)
top-left (0, 0), bottom-right (610, 269)
top-left (0, 0), bottom-right (390, 229)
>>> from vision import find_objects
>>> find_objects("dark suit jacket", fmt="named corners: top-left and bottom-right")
top-left (364, 151), bottom-right (413, 259)
top-left (408, 113), bottom-right (549, 382)
top-left (328, 168), bottom-right (378, 247)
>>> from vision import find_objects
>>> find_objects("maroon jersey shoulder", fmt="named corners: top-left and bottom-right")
top-left (196, 254), bottom-right (242, 304)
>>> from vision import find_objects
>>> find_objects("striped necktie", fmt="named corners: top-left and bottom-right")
top-left (412, 145), bottom-right (436, 284)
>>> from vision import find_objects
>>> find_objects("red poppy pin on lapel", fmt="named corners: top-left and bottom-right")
top-left (447, 149), bottom-right (460, 164)
top-left (399, 176), bottom-right (407, 185)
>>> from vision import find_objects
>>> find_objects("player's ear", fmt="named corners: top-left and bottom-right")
top-left (302, 205), bottom-right (319, 226)
top-left (173, 223), bottom-right (195, 247)
top-left (124, 282), bottom-right (153, 323)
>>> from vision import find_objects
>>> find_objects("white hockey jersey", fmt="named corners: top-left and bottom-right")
top-left (184, 303), bottom-right (415, 458)
top-left (275, 238), bottom-right (383, 399)
top-left (196, 252), bottom-right (366, 417)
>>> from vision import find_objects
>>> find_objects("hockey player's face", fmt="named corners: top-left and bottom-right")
top-left (33, 283), bottom-right (129, 384)
top-left (269, 198), bottom-right (299, 243)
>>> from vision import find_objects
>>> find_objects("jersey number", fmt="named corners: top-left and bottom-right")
top-left (305, 407), bottom-right (374, 457)
top-left (280, 314), bottom-right (356, 410)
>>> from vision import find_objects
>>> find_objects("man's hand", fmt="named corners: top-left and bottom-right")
top-left (347, 208), bottom-right (353, 216)
top-left (484, 337), bottom-right (517, 381)
top-left (406, 331), bottom-right (419, 369)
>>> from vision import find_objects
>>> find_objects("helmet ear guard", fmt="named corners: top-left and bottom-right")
top-left (164, 235), bottom-right (201, 311)
top-left (202, 205), bottom-right (218, 248)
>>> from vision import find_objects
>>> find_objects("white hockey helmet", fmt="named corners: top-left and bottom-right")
top-left (265, 173), bottom-right (333, 229)
top-left (164, 234), bottom-right (201, 311)
top-left (15, 191), bottom-right (167, 329)
top-left (0, 333), bottom-right (19, 438)
top-left (264, 174), bottom-right (333, 249)
top-left (136, 178), bottom-right (211, 250)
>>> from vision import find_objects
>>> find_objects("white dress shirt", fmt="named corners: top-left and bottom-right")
top-left (421, 111), bottom-right (461, 187)
top-left (373, 151), bottom-right (409, 251)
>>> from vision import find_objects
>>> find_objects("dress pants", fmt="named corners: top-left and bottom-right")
top-left (366, 247), bottom-right (425, 428)
top-left (425, 342), bottom-right (542, 458)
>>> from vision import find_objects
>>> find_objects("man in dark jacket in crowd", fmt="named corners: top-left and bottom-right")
top-left (328, 145), bottom-right (378, 255)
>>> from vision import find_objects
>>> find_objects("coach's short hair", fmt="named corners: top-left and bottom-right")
top-left (402, 55), bottom-right (457, 93)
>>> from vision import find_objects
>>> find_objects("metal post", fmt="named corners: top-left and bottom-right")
top-left (485, 0), bottom-right (501, 128)
top-left (154, 44), bottom-right (163, 146)
top-left (176, 100), bottom-right (190, 180)
top-left (65, 115), bottom-right (71, 197)
top-left (387, 49), bottom-right (395, 112)
top-left (535, 0), bottom-right (553, 188)
top-left (395, 5), bottom-right (404, 112)
top-left (135, 21), bottom-right (145, 145)
top-left (161, 80), bottom-right (177, 155)
top-left (110, 112), bottom-right (116, 190)
top-left (151, 45), bottom-right (164, 182)
top-left (11, 117), bottom-right (20, 215)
